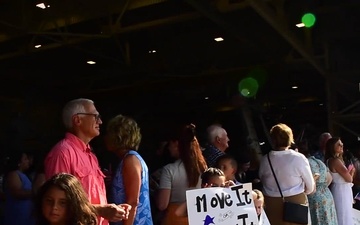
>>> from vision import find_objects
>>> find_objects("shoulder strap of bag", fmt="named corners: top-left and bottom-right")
top-left (267, 153), bottom-right (284, 201)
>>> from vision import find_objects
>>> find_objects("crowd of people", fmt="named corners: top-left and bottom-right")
top-left (1, 98), bottom-right (359, 225)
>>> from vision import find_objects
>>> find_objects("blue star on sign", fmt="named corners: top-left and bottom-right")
top-left (203, 215), bottom-right (215, 225)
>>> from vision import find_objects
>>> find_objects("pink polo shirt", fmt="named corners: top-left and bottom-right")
top-left (45, 132), bottom-right (108, 225)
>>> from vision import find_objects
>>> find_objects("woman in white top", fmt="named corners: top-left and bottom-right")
top-left (325, 137), bottom-right (355, 225)
top-left (259, 123), bottom-right (315, 225)
top-left (156, 124), bottom-right (207, 225)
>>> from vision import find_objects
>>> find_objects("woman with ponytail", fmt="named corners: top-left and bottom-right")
top-left (156, 124), bottom-right (207, 225)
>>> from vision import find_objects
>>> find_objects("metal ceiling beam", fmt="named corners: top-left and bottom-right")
top-left (248, 0), bottom-right (357, 103)
top-left (182, 0), bottom-right (271, 55)
top-left (102, 12), bottom-right (201, 34)
top-left (183, 0), bottom-right (249, 41)
top-left (30, 31), bottom-right (111, 38)
top-left (0, 37), bottom-right (99, 61)
top-left (0, 0), bottom-right (168, 43)
top-left (333, 121), bottom-right (360, 137)
top-left (0, 12), bottom-right (201, 61)
top-left (248, 0), bottom-right (329, 79)
top-left (0, 0), bottom-right (254, 61)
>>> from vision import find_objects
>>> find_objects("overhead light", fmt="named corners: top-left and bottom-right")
top-left (36, 3), bottom-right (46, 9)
top-left (296, 23), bottom-right (305, 28)
top-left (259, 142), bottom-right (265, 146)
top-left (34, 44), bottom-right (42, 48)
top-left (204, 97), bottom-right (209, 100)
top-left (87, 61), bottom-right (96, 65)
top-left (319, 103), bottom-right (324, 106)
top-left (214, 37), bottom-right (224, 42)
top-left (148, 50), bottom-right (156, 53)
top-left (292, 86), bottom-right (298, 89)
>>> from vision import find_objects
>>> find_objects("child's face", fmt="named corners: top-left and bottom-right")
top-left (203, 175), bottom-right (226, 188)
top-left (42, 186), bottom-right (68, 225)
top-left (254, 198), bottom-right (263, 216)
top-left (218, 159), bottom-right (235, 180)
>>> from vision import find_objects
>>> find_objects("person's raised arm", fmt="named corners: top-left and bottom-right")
top-left (331, 158), bottom-right (354, 183)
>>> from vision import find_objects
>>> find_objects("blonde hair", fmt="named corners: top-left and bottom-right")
top-left (106, 114), bottom-right (142, 152)
top-left (252, 189), bottom-right (265, 207)
top-left (270, 123), bottom-right (294, 149)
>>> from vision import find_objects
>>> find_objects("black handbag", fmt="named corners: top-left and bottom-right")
top-left (267, 154), bottom-right (309, 224)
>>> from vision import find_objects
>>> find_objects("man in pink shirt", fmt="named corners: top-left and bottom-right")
top-left (45, 98), bottom-right (130, 225)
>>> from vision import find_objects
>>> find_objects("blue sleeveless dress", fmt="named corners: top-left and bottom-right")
top-left (4, 170), bottom-right (34, 225)
top-left (112, 150), bottom-right (153, 225)
top-left (307, 157), bottom-right (338, 225)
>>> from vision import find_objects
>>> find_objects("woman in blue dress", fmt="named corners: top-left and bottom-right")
top-left (298, 141), bottom-right (338, 225)
top-left (3, 151), bottom-right (34, 225)
top-left (106, 114), bottom-right (153, 225)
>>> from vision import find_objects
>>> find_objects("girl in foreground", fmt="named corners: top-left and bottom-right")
top-left (34, 173), bottom-right (98, 225)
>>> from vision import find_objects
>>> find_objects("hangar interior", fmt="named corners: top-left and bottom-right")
top-left (0, 0), bottom-right (360, 157)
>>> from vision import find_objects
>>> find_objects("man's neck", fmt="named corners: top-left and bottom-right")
top-left (70, 130), bottom-right (92, 145)
top-left (211, 143), bottom-right (223, 152)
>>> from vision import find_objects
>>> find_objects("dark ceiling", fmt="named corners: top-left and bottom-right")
top-left (1, 0), bottom-right (360, 138)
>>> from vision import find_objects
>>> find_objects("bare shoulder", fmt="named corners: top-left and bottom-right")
top-left (6, 171), bottom-right (21, 188)
top-left (328, 157), bottom-right (342, 165)
top-left (123, 154), bottom-right (141, 167)
top-left (328, 158), bottom-right (346, 172)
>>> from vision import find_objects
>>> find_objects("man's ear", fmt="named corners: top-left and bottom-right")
top-left (73, 115), bottom-right (81, 126)
top-left (216, 136), bottom-right (220, 143)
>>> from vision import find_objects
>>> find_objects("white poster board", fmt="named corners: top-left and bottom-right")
top-left (353, 208), bottom-right (360, 225)
top-left (259, 209), bottom-right (270, 225)
top-left (186, 183), bottom-right (259, 225)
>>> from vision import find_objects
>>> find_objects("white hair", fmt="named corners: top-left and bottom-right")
top-left (319, 132), bottom-right (332, 147)
top-left (62, 98), bottom-right (94, 129)
top-left (207, 124), bottom-right (225, 144)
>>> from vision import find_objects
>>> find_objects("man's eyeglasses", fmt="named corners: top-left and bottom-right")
top-left (76, 113), bottom-right (101, 121)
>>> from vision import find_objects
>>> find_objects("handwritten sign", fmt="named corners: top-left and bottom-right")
top-left (353, 208), bottom-right (360, 225)
top-left (186, 183), bottom-right (259, 225)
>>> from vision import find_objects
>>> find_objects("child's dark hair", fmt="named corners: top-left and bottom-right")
top-left (215, 154), bottom-right (238, 170)
top-left (35, 173), bottom-right (97, 225)
top-left (201, 167), bottom-right (225, 185)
